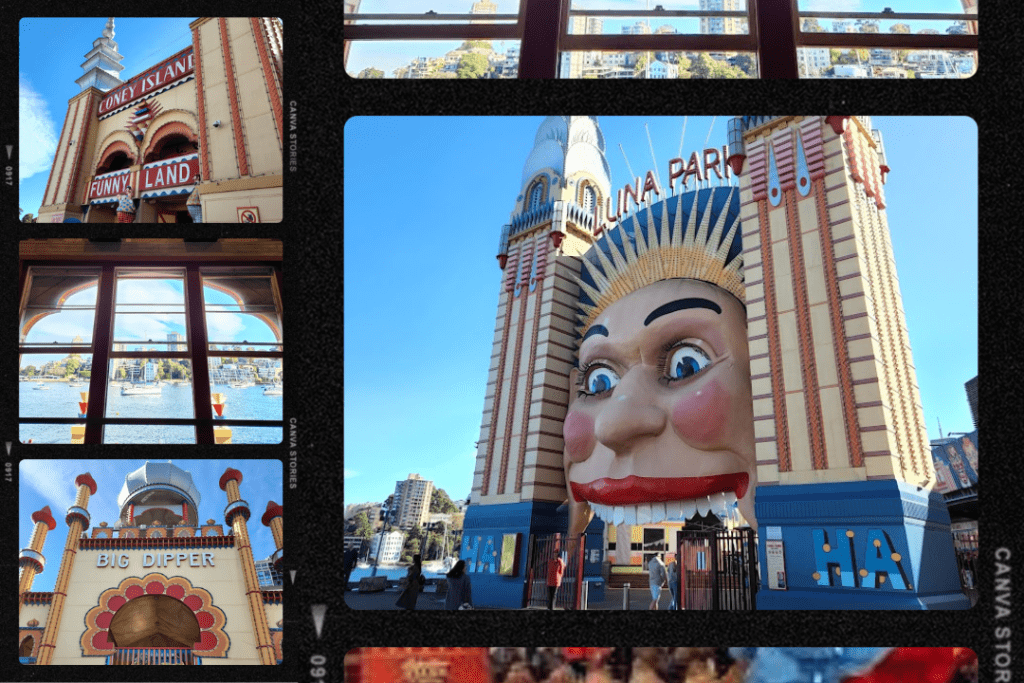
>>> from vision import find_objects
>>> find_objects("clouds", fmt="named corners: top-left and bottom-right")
top-left (345, 468), bottom-right (359, 479)
top-left (18, 74), bottom-right (58, 185)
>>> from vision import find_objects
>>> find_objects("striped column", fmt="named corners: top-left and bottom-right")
top-left (220, 468), bottom-right (276, 665)
top-left (36, 474), bottom-right (96, 665)
top-left (19, 506), bottom-right (56, 613)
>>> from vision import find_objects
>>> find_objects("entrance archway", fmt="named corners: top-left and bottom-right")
top-left (108, 594), bottom-right (199, 649)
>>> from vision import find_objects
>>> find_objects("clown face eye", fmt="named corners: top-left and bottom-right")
top-left (665, 344), bottom-right (711, 381)
top-left (579, 365), bottom-right (620, 397)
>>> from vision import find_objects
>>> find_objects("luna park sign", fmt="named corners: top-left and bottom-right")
top-left (596, 145), bottom-right (735, 232)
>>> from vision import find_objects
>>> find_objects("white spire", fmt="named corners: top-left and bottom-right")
top-left (76, 17), bottom-right (125, 92)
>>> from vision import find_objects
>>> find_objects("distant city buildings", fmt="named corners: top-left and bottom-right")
top-left (391, 473), bottom-right (434, 529)
top-left (700, 0), bottom-right (746, 35)
top-left (370, 529), bottom-right (405, 564)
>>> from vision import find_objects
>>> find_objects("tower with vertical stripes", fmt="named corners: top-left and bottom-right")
top-left (727, 115), bottom-right (969, 609)
top-left (462, 117), bottom-right (611, 607)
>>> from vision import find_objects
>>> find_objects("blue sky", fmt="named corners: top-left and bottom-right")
top-left (19, 459), bottom-right (283, 593)
top-left (19, 18), bottom-right (198, 218)
top-left (343, 116), bottom-right (978, 507)
top-left (345, 1), bottom-right (972, 77)
top-left (21, 278), bottom-right (279, 370)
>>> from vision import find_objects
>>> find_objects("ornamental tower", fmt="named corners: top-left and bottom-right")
top-left (19, 507), bottom-right (57, 613)
top-left (462, 117), bottom-right (611, 607)
top-left (75, 18), bottom-right (126, 92)
top-left (219, 468), bottom-right (277, 664)
top-left (261, 501), bottom-right (284, 574)
top-left (727, 115), bottom-right (968, 609)
top-left (36, 473), bottom-right (97, 665)
top-left (118, 461), bottom-right (201, 527)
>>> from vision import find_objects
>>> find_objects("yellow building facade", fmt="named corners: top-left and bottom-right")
top-left (18, 463), bottom-right (283, 665)
top-left (37, 18), bottom-right (283, 223)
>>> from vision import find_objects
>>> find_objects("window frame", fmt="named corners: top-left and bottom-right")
top-left (343, 0), bottom-right (977, 78)
top-left (18, 260), bottom-right (284, 445)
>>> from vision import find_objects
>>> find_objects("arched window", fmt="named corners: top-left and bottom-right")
top-left (19, 635), bottom-right (35, 659)
top-left (582, 185), bottom-right (597, 216)
top-left (528, 181), bottom-right (544, 209)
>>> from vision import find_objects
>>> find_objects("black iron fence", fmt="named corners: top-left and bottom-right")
top-left (525, 534), bottom-right (587, 609)
top-left (677, 527), bottom-right (757, 610)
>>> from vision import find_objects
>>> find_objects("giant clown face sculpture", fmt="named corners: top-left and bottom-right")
top-left (563, 187), bottom-right (757, 534)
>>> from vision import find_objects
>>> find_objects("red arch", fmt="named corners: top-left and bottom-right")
top-left (143, 121), bottom-right (198, 162)
top-left (96, 141), bottom-right (136, 172)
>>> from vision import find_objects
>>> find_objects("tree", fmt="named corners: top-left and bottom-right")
top-left (356, 67), bottom-right (384, 78)
top-left (829, 48), bottom-right (843, 64)
top-left (22, 214), bottom-right (34, 223)
top-left (889, 23), bottom-right (911, 34)
top-left (802, 18), bottom-right (824, 32)
top-left (732, 54), bottom-right (756, 77)
top-left (633, 52), bottom-right (651, 77)
top-left (65, 357), bottom-right (81, 377)
top-left (458, 40), bottom-right (492, 51)
top-left (456, 53), bottom-right (489, 79)
top-left (23, 365), bottom-right (37, 377)
top-left (691, 53), bottom-right (715, 79)
top-left (674, 53), bottom-right (692, 79)
top-left (353, 512), bottom-right (373, 539)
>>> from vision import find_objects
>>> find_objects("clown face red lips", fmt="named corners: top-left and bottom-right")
top-left (571, 472), bottom-right (749, 506)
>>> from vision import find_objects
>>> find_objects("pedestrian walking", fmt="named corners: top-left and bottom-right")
top-left (395, 554), bottom-right (425, 610)
top-left (546, 549), bottom-right (566, 610)
top-left (667, 557), bottom-right (680, 610)
top-left (444, 560), bottom-right (473, 610)
top-left (648, 553), bottom-right (667, 610)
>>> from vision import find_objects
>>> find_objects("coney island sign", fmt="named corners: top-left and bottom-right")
top-left (98, 47), bottom-right (195, 118)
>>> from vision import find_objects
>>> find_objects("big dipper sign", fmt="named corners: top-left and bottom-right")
top-left (98, 47), bottom-right (194, 116)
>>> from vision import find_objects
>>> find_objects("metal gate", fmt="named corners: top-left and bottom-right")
top-left (677, 527), bottom-right (757, 610)
top-left (524, 533), bottom-right (587, 609)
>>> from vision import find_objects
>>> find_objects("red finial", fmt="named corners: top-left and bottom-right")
top-left (76, 473), bottom-right (98, 495)
top-left (727, 154), bottom-right (746, 176)
top-left (826, 116), bottom-right (851, 135)
top-left (32, 506), bottom-right (57, 530)
top-left (219, 468), bottom-right (243, 490)
top-left (261, 500), bottom-right (284, 526)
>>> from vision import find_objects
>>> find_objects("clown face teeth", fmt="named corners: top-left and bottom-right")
top-left (588, 492), bottom-right (743, 527)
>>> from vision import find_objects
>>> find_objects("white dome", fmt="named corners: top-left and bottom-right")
top-left (519, 116), bottom-right (610, 196)
top-left (117, 461), bottom-right (201, 513)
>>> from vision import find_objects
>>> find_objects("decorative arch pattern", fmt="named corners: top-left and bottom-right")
top-left (19, 634), bottom-right (36, 658)
top-left (81, 572), bottom-right (229, 658)
top-left (96, 140), bottom-right (137, 171)
top-left (141, 112), bottom-right (200, 162)
top-left (527, 177), bottom-right (548, 209)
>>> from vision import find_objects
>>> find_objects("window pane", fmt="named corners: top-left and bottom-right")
top-left (222, 426), bottom-right (284, 445)
top-left (800, 17), bottom-right (976, 35)
top-left (569, 1), bottom-right (750, 36)
top-left (347, 40), bottom-right (522, 79)
top-left (20, 267), bottom-right (100, 346)
top-left (102, 425), bottom-right (197, 444)
top-left (113, 271), bottom-right (188, 348)
top-left (346, 0), bottom-right (522, 20)
top-left (202, 269), bottom-right (282, 346)
top-left (798, 47), bottom-right (976, 78)
top-left (208, 356), bottom-right (283, 421)
top-left (105, 360), bottom-right (194, 418)
top-left (20, 354), bottom-right (94, 417)
top-left (20, 424), bottom-right (86, 445)
top-left (559, 51), bottom-right (756, 78)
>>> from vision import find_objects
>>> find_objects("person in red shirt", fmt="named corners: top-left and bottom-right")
top-left (546, 551), bottom-right (566, 610)
top-left (561, 649), bottom-right (612, 681)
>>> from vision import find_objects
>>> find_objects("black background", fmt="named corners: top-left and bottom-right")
top-left (1, 2), bottom-right (1019, 682)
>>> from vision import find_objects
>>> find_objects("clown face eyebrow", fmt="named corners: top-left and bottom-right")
top-left (644, 298), bottom-right (721, 326)
top-left (582, 324), bottom-right (609, 343)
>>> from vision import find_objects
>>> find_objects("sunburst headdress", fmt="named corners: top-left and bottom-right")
top-left (576, 186), bottom-right (744, 336)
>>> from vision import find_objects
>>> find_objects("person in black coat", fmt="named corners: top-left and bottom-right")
top-left (395, 554), bottom-right (425, 610)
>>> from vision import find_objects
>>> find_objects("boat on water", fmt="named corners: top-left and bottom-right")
top-left (121, 382), bottom-right (162, 395)
top-left (229, 380), bottom-right (254, 388)
top-left (33, 382), bottom-right (50, 390)
top-left (263, 384), bottom-right (283, 395)
top-left (68, 381), bottom-right (84, 387)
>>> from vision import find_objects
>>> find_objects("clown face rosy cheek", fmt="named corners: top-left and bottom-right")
top-left (670, 378), bottom-right (730, 446)
top-left (564, 411), bottom-right (596, 463)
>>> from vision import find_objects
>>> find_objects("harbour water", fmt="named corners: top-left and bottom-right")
top-left (19, 380), bottom-right (282, 444)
